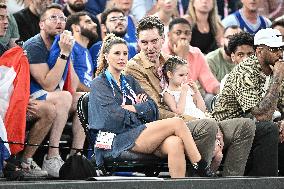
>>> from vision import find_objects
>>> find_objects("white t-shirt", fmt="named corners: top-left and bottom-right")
top-left (162, 87), bottom-right (206, 119)
top-left (222, 9), bottom-right (271, 35)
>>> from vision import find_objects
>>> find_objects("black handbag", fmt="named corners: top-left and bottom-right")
top-left (59, 154), bottom-right (97, 180)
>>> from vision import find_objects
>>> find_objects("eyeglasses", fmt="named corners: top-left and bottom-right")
top-left (43, 15), bottom-right (67, 23)
top-left (172, 30), bottom-right (192, 36)
top-left (108, 16), bottom-right (127, 22)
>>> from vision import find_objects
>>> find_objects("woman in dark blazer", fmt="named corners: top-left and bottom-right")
top-left (88, 34), bottom-right (214, 178)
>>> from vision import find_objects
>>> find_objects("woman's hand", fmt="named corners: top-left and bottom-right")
top-left (136, 93), bottom-right (148, 104)
top-left (121, 105), bottom-right (137, 113)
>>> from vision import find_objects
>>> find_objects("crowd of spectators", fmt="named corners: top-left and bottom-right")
top-left (1, 0), bottom-right (284, 180)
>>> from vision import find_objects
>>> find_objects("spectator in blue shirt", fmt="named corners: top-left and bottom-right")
top-left (89, 8), bottom-right (137, 69)
top-left (65, 11), bottom-right (98, 92)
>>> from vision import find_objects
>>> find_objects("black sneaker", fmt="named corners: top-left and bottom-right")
top-left (3, 162), bottom-right (25, 181)
top-left (193, 159), bottom-right (217, 177)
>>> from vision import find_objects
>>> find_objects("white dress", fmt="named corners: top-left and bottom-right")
top-left (162, 87), bottom-right (206, 119)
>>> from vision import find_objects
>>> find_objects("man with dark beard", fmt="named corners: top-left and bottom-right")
top-left (65, 11), bottom-right (98, 91)
top-left (212, 28), bottom-right (284, 176)
top-left (63, 0), bottom-right (101, 43)
top-left (89, 7), bottom-right (137, 70)
top-left (64, 0), bottom-right (86, 16)
top-left (206, 25), bottom-right (242, 82)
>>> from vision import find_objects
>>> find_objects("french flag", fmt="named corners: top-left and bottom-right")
top-left (0, 46), bottom-right (30, 170)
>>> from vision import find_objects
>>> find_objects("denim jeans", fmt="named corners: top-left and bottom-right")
top-left (244, 121), bottom-right (279, 176)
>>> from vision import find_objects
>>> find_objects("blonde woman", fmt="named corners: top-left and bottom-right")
top-left (89, 33), bottom-right (215, 178)
top-left (184, 0), bottom-right (223, 54)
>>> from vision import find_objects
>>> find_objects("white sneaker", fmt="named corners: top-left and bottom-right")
top-left (42, 154), bottom-right (64, 178)
top-left (21, 158), bottom-right (48, 177)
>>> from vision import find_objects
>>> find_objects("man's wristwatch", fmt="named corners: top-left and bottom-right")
top-left (59, 53), bottom-right (68, 60)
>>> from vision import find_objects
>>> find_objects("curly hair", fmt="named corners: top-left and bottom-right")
top-left (96, 33), bottom-right (127, 76)
top-left (228, 32), bottom-right (254, 55)
top-left (162, 56), bottom-right (187, 84)
top-left (271, 18), bottom-right (284, 29)
top-left (136, 15), bottom-right (164, 38)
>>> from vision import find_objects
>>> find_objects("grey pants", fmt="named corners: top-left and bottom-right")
top-left (187, 118), bottom-right (255, 176)
top-left (218, 118), bottom-right (255, 176)
top-left (187, 119), bottom-right (218, 164)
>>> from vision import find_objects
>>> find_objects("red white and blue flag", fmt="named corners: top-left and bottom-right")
top-left (0, 46), bottom-right (30, 170)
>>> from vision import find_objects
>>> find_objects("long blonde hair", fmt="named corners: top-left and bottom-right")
top-left (96, 33), bottom-right (127, 76)
top-left (187, 0), bottom-right (223, 46)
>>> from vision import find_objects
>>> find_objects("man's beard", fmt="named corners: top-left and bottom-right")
top-left (68, 3), bottom-right (85, 12)
top-left (81, 27), bottom-right (98, 42)
top-left (224, 45), bottom-right (231, 56)
top-left (106, 28), bottom-right (127, 38)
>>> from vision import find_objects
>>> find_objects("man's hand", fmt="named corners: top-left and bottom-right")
top-left (27, 100), bottom-right (39, 118)
top-left (278, 121), bottom-right (284, 143)
top-left (59, 30), bottom-right (74, 56)
top-left (216, 128), bottom-right (224, 150)
top-left (272, 60), bottom-right (284, 82)
top-left (26, 100), bottom-right (40, 122)
top-left (173, 39), bottom-right (189, 59)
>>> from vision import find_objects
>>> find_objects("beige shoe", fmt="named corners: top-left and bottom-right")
top-left (42, 155), bottom-right (64, 177)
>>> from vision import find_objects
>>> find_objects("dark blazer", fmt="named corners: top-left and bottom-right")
top-left (89, 73), bottom-right (158, 166)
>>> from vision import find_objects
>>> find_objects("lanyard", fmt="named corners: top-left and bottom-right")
top-left (105, 70), bottom-right (137, 105)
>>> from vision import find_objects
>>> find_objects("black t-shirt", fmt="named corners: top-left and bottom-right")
top-left (190, 24), bottom-right (218, 54)
top-left (13, 7), bottom-right (40, 42)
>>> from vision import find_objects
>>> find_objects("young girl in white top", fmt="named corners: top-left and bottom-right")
top-left (161, 56), bottom-right (207, 119)
top-left (161, 56), bottom-right (223, 173)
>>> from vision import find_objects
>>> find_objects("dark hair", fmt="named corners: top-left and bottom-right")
top-left (0, 3), bottom-right (6, 9)
top-left (162, 56), bottom-right (187, 84)
top-left (65, 11), bottom-right (90, 32)
top-left (228, 32), bottom-right (254, 54)
top-left (271, 18), bottom-right (284, 29)
top-left (96, 33), bottom-right (127, 76)
top-left (136, 16), bottom-right (164, 38)
top-left (224, 25), bottom-right (240, 33)
top-left (40, 3), bottom-right (63, 20)
top-left (169, 18), bottom-right (191, 31)
top-left (101, 8), bottom-right (125, 25)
